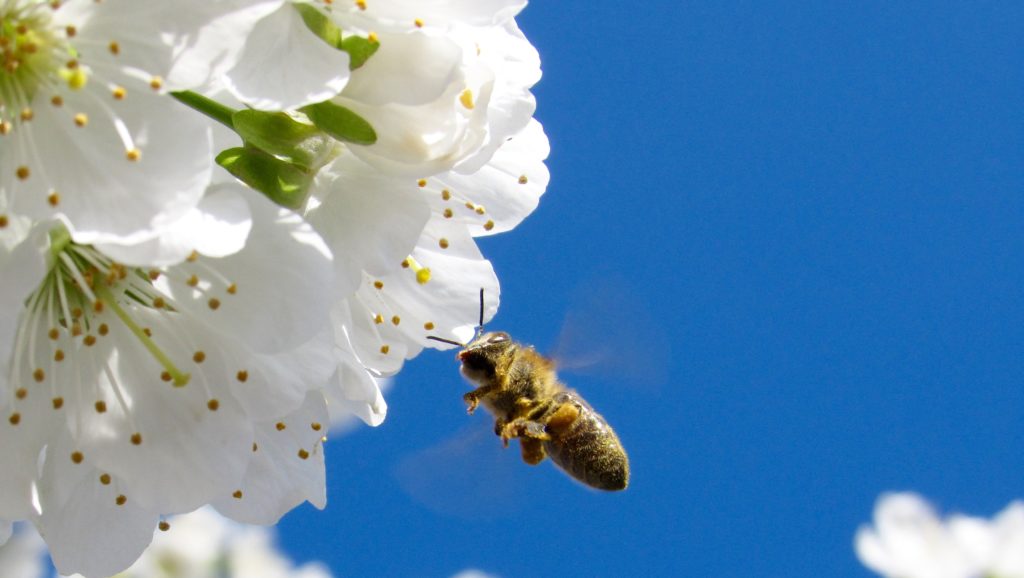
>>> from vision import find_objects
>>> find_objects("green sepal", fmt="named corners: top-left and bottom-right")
top-left (293, 3), bottom-right (343, 49)
top-left (216, 147), bottom-right (311, 210)
top-left (302, 101), bottom-right (377, 145)
top-left (341, 35), bottom-right (380, 69)
top-left (231, 110), bottom-right (334, 169)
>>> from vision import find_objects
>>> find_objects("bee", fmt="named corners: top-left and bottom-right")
top-left (428, 290), bottom-right (630, 491)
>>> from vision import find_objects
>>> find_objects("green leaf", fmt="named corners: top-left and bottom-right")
top-left (341, 35), bottom-right (380, 70)
top-left (293, 3), bottom-right (343, 49)
top-left (231, 110), bottom-right (325, 167)
top-left (216, 147), bottom-right (311, 210)
top-left (302, 101), bottom-right (377, 145)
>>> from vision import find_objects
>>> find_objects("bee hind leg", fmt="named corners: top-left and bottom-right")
top-left (519, 437), bottom-right (547, 465)
top-left (500, 418), bottom-right (549, 447)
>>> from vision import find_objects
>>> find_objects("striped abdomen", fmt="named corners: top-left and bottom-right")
top-left (544, 392), bottom-right (629, 491)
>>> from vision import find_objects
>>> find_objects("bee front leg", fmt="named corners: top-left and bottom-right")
top-left (462, 384), bottom-right (497, 414)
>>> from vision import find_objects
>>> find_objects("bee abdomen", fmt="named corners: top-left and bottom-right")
top-left (545, 395), bottom-right (629, 491)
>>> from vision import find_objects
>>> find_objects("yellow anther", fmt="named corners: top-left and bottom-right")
top-left (125, 148), bottom-right (141, 161)
top-left (459, 89), bottom-right (475, 109)
top-left (298, 449), bottom-right (310, 460)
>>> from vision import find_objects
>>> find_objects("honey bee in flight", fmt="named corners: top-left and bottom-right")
top-left (428, 290), bottom-right (630, 491)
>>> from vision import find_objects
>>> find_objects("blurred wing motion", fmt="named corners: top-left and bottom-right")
top-left (392, 425), bottom-right (529, 520)
top-left (552, 276), bottom-right (670, 391)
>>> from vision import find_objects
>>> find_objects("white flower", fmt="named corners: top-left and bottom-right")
top-left (64, 507), bottom-right (333, 578)
top-left (856, 493), bottom-right (1024, 578)
top-left (0, 0), bottom-right (216, 244)
top-left (0, 186), bottom-right (337, 577)
top-left (327, 4), bottom-right (540, 176)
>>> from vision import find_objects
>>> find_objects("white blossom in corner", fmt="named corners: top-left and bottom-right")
top-left (0, 185), bottom-right (337, 577)
top-left (0, 0), bottom-right (214, 244)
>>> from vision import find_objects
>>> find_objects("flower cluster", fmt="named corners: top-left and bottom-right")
top-left (0, 1), bottom-right (546, 576)
top-left (856, 493), bottom-right (1024, 578)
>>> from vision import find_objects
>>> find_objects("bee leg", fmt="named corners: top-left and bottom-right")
top-left (462, 384), bottom-right (497, 414)
top-left (519, 437), bottom-right (547, 466)
top-left (493, 418), bottom-right (508, 444)
top-left (500, 418), bottom-right (550, 446)
top-left (544, 401), bottom-right (581, 435)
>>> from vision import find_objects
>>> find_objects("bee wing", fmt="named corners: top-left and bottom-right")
top-left (392, 425), bottom-right (530, 520)
top-left (551, 277), bottom-right (670, 391)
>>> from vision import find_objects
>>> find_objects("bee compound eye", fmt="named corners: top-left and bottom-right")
top-left (488, 333), bottom-right (508, 344)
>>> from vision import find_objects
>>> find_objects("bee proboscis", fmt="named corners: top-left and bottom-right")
top-left (428, 290), bottom-right (630, 491)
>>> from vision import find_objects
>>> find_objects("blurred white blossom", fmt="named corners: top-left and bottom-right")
top-left (62, 507), bottom-right (333, 578)
top-left (856, 492), bottom-right (1024, 578)
top-left (0, 524), bottom-right (46, 578)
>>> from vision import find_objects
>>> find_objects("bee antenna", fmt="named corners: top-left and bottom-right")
top-left (426, 336), bottom-right (465, 347)
top-left (478, 288), bottom-right (485, 330)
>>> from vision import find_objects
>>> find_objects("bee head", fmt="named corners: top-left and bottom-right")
top-left (458, 331), bottom-right (514, 381)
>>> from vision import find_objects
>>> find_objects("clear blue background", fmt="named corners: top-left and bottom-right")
top-left (281, 2), bottom-right (1024, 577)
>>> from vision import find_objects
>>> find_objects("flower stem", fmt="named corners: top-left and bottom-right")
top-left (171, 90), bottom-right (237, 130)
top-left (96, 284), bottom-right (191, 387)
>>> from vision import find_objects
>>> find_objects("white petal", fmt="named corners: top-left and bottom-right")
top-left (325, 345), bottom-right (387, 427)
top-left (36, 432), bottom-right (159, 578)
top-left (0, 220), bottom-right (49, 380)
top-left (69, 0), bottom-right (290, 92)
top-left (78, 309), bottom-right (254, 513)
top-left (95, 183), bottom-right (252, 267)
top-left (2, 88), bottom-right (213, 245)
top-left (214, 392), bottom-right (329, 524)
top-left (309, 161), bottom-right (431, 295)
top-left (224, 4), bottom-right (351, 110)
top-left (332, 0), bottom-right (526, 32)
top-left (424, 118), bottom-right (548, 236)
top-left (159, 191), bottom-right (334, 354)
top-left (0, 521), bottom-right (9, 547)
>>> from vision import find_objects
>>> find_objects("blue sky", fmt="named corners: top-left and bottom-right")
top-left (278, 2), bottom-right (1024, 577)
